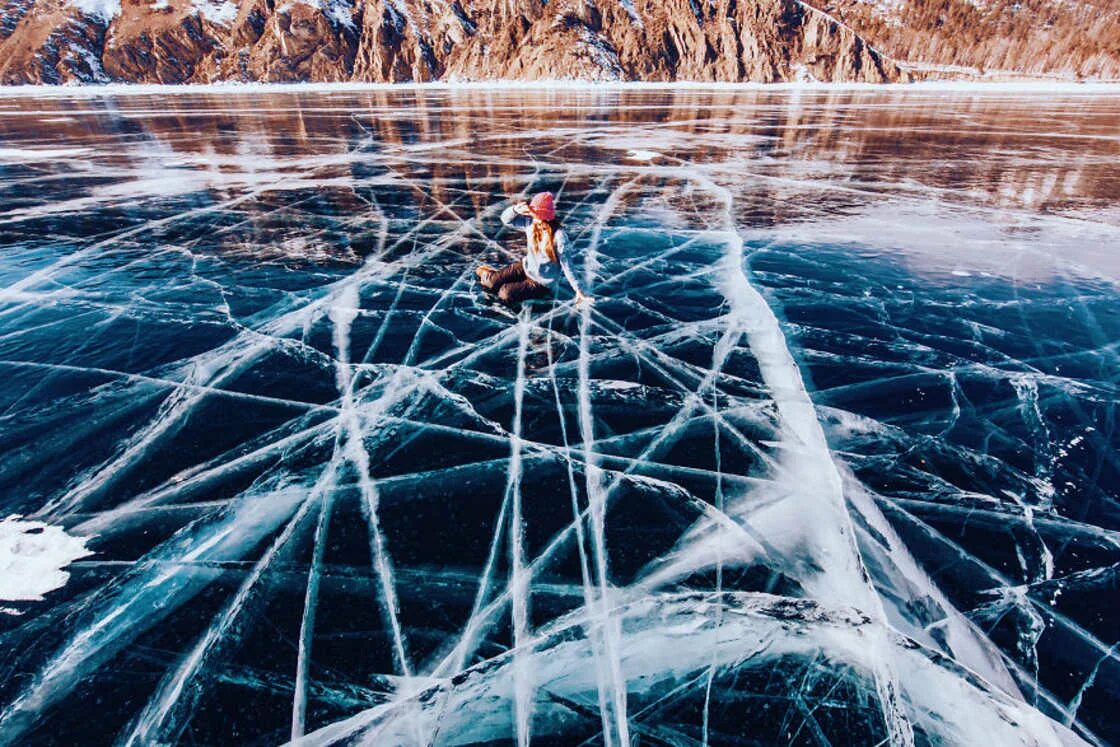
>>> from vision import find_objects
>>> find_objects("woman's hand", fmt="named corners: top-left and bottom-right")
top-left (513, 201), bottom-right (531, 215)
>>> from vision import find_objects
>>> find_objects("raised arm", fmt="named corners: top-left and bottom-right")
top-left (501, 203), bottom-right (533, 230)
top-left (556, 230), bottom-right (591, 302)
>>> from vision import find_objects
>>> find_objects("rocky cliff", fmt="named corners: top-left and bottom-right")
top-left (0, 0), bottom-right (1115, 85)
top-left (825, 0), bottom-right (1120, 82)
top-left (0, 0), bottom-right (905, 84)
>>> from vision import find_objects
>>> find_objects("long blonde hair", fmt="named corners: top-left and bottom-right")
top-left (530, 219), bottom-right (559, 263)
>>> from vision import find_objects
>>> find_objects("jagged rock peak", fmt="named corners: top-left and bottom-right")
top-left (0, 0), bottom-right (911, 83)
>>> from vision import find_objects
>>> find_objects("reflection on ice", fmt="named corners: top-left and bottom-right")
top-left (0, 87), bottom-right (1117, 745)
top-left (748, 201), bottom-right (1120, 284)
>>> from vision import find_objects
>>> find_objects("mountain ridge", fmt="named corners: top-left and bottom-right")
top-left (0, 0), bottom-right (1115, 85)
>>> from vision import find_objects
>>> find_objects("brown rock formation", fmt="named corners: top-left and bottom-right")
top-left (101, 0), bottom-right (222, 82)
top-left (0, 0), bottom-right (905, 84)
top-left (0, 0), bottom-right (1113, 85)
top-left (240, 0), bottom-right (357, 81)
top-left (824, 0), bottom-right (1120, 80)
top-left (0, 0), bottom-right (109, 83)
top-left (352, 0), bottom-right (468, 82)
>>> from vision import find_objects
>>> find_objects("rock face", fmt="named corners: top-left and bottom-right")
top-left (436, 0), bottom-right (898, 83)
top-left (825, 0), bottom-right (1120, 81)
top-left (0, 0), bottom-right (111, 83)
top-left (0, 0), bottom-right (907, 84)
top-left (1, 0), bottom-right (1116, 85)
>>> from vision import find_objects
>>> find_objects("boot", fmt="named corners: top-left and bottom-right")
top-left (476, 264), bottom-right (498, 289)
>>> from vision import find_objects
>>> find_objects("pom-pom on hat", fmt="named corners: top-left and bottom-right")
top-left (529, 191), bottom-right (556, 221)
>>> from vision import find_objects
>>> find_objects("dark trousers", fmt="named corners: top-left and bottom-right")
top-left (486, 261), bottom-right (552, 304)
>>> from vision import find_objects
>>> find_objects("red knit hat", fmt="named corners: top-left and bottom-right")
top-left (529, 191), bottom-right (556, 221)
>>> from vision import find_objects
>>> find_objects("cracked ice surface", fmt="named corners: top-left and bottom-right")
top-left (0, 87), bottom-right (1117, 745)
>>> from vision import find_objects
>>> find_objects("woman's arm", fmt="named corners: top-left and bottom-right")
top-left (556, 230), bottom-right (592, 303)
top-left (501, 202), bottom-right (533, 230)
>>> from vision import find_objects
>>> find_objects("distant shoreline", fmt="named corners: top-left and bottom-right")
top-left (1, 79), bottom-right (1119, 97)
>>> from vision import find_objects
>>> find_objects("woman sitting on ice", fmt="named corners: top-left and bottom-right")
top-left (475, 191), bottom-right (592, 306)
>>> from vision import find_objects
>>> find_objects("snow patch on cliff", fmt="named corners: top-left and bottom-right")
top-left (386, 0), bottom-right (419, 34)
top-left (865, 0), bottom-right (906, 21)
top-left (70, 0), bottom-right (121, 21)
top-left (60, 42), bottom-right (110, 82)
top-left (321, 0), bottom-right (354, 30)
top-left (617, 0), bottom-right (643, 26)
top-left (579, 28), bottom-right (625, 80)
top-left (194, 0), bottom-right (237, 25)
top-left (0, 516), bottom-right (93, 606)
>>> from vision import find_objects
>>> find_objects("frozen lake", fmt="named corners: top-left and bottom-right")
top-left (0, 86), bottom-right (1117, 745)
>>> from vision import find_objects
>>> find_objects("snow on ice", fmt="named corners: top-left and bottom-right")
top-left (0, 517), bottom-right (92, 605)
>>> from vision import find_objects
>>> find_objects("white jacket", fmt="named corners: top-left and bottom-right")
top-left (501, 205), bottom-right (584, 295)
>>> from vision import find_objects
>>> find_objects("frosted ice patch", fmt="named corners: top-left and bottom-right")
top-left (0, 516), bottom-right (93, 606)
top-left (0, 147), bottom-right (89, 161)
top-left (746, 201), bottom-right (1120, 284)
